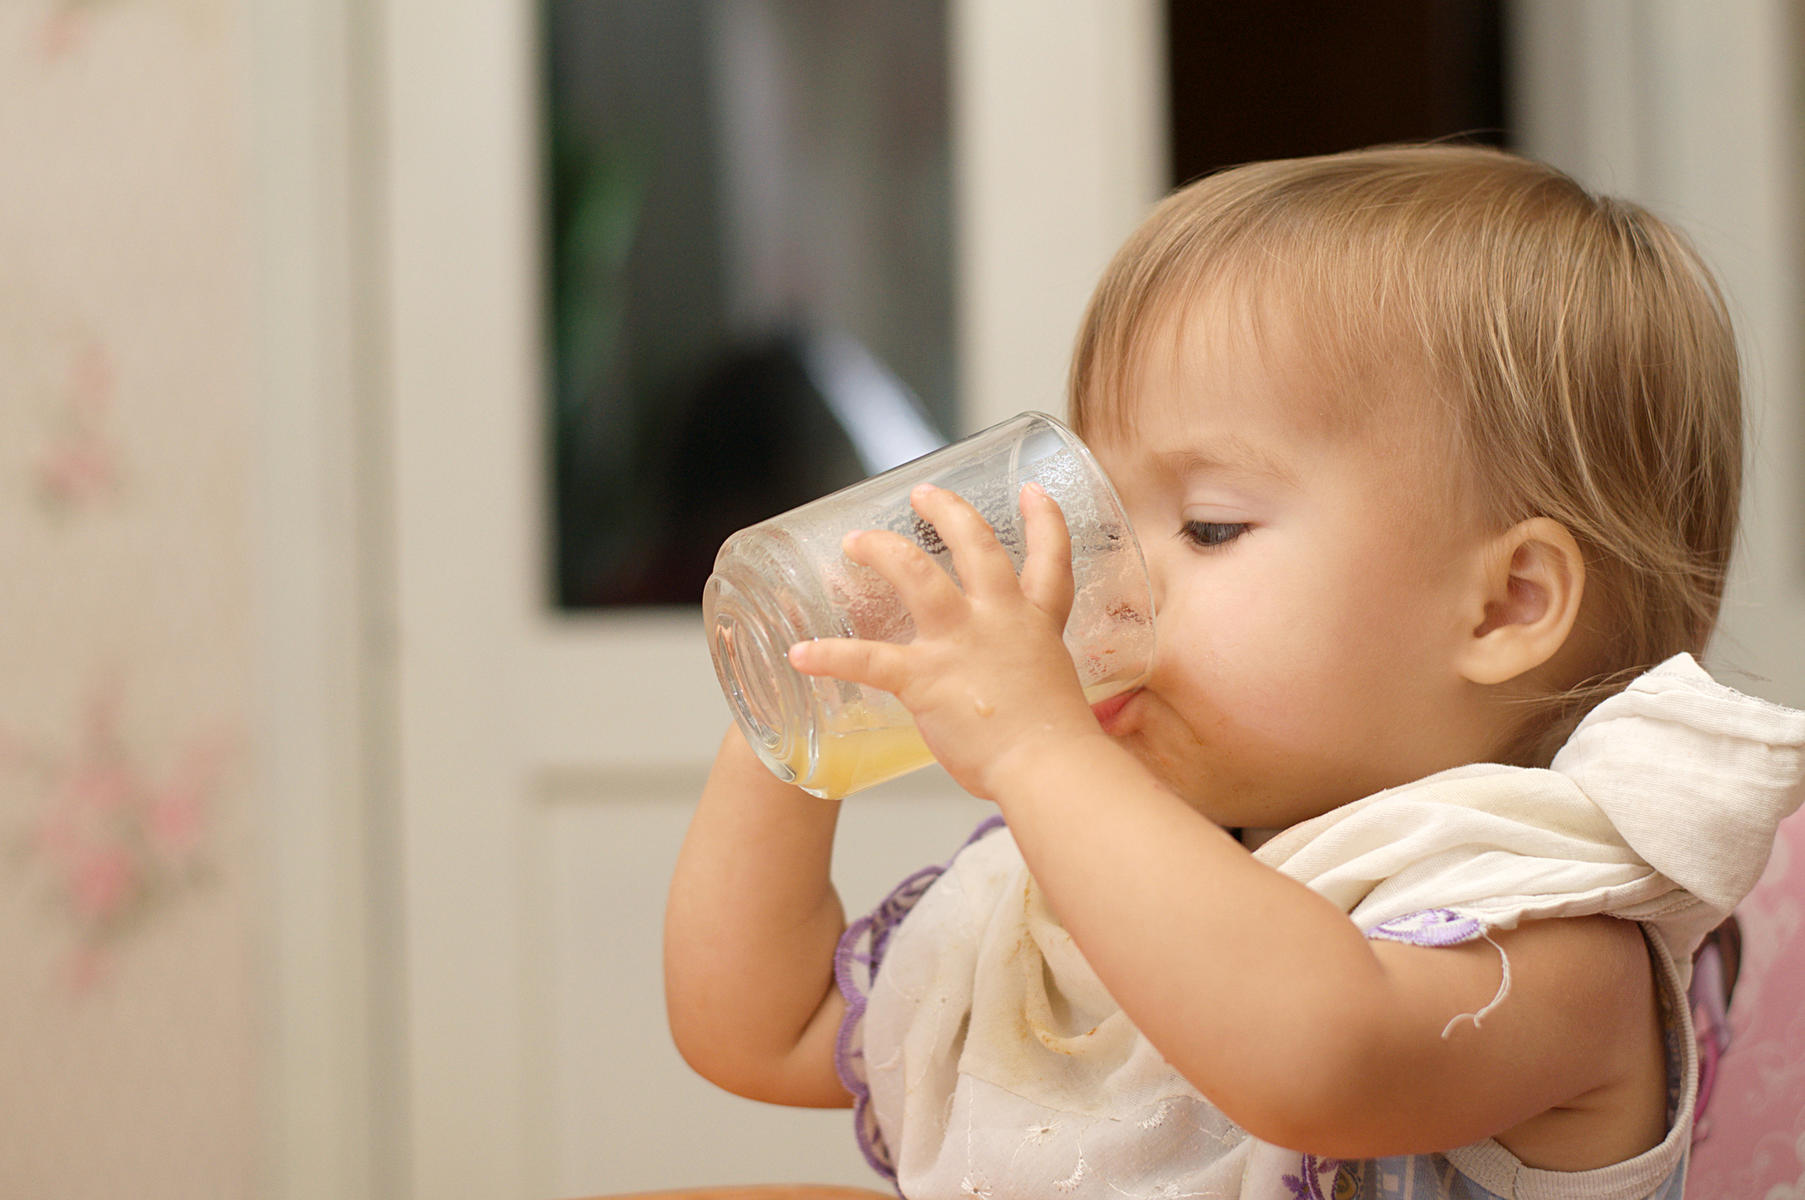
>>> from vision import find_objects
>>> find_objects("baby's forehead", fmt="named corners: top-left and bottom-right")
top-left (1102, 289), bottom-right (1427, 442)
top-left (1080, 290), bottom-right (1481, 515)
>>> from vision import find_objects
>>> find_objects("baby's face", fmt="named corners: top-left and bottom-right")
top-left (1085, 304), bottom-right (1504, 830)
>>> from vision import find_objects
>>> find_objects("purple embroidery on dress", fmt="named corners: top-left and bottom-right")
top-left (1367, 907), bottom-right (1485, 948)
top-left (1282, 1155), bottom-right (1353, 1199)
top-left (834, 815), bottom-right (1007, 1183)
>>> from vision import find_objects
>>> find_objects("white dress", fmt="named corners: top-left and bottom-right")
top-left (834, 656), bottom-right (1805, 1199)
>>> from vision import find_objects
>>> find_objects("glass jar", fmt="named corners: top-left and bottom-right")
top-left (704, 412), bottom-right (1154, 797)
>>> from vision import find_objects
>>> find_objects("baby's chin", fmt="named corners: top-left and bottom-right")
top-left (1114, 738), bottom-right (1339, 832)
top-left (1110, 736), bottom-right (1224, 814)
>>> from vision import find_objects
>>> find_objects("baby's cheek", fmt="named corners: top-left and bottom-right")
top-left (1193, 645), bottom-right (1326, 743)
top-left (1233, 685), bottom-right (1334, 749)
top-left (1233, 625), bottom-right (1373, 734)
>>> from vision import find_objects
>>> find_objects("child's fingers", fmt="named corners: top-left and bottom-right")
top-left (908, 484), bottom-right (1020, 598)
top-left (1018, 482), bottom-right (1075, 620)
top-left (841, 527), bottom-right (967, 633)
top-left (787, 636), bottom-right (908, 696)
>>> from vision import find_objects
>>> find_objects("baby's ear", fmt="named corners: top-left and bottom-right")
top-left (1455, 518), bottom-right (1586, 687)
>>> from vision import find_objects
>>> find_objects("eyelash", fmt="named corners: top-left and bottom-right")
top-left (1179, 521), bottom-right (1250, 549)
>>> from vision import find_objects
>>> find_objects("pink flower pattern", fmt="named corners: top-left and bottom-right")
top-left (36, 344), bottom-right (122, 511)
top-left (37, 0), bottom-right (130, 61)
top-left (5, 676), bottom-right (231, 991)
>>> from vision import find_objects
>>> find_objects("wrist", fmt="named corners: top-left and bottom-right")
top-left (984, 718), bottom-right (1137, 806)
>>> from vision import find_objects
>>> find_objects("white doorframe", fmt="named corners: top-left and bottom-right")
top-left (383, 0), bottom-right (542, 1188)
top-left (249, 0), bottom-right (391, 1198)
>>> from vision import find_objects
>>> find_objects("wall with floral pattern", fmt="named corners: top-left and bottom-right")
top-left (0, 0), bottom-right (256, 1195)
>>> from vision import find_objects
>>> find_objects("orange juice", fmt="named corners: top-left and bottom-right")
top-left (785, 683), bottom-right (1130, 799)
top-left (785, 712), bottom-right (938, 799)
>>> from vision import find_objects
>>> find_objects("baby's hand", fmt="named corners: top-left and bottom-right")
top-left (787, 482), bottom-right (1105, 802)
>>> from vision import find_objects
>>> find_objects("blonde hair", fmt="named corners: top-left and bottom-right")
top-left (1069, 144), bottom-right (1743, 764)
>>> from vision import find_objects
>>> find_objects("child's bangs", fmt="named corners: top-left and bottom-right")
top-left (1067, 196), bottom-right (1407, 446)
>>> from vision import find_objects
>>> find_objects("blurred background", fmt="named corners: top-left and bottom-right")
top-left (0, 1), bottom-right (1798, 1197)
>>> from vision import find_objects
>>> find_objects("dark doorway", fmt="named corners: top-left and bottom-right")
top-left (1166, 0), bottom-right (1510, 186)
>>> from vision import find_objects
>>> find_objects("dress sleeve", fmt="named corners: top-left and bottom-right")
top-left (1365, 907), bottom-right (1488, 948)
top-left (1366, 907), bottom-right (1511, 1038)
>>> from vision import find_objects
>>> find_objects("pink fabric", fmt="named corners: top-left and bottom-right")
top-left (1687, 808), bottom-right (1805, 1195)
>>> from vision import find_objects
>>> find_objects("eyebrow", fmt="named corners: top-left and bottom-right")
top-left (1153, 438), bottom-right (1300, 487)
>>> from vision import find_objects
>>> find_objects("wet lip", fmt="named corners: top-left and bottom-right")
top-left (1090, 689), bottom-right (1138, 731)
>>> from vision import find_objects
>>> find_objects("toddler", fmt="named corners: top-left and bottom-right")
top-left (664, 145), bottom-right (1805, 1198)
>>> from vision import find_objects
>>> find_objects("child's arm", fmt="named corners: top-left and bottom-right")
top-left (990, 734), bottom-right (1659, 1163)
top-left (663, 728), bottom-right (852, 1108)
top-left (790, 483), bottom-right (1657, 1160)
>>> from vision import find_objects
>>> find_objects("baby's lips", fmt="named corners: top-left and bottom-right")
top-left (1090, 689), bottom-right (1138, 730)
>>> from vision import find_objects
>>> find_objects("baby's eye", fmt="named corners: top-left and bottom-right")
top-left (1179, 520), bottom-right (1249, 549)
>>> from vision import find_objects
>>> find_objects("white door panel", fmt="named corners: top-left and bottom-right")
top-left (527, 777), bottom-right (989, 1199)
